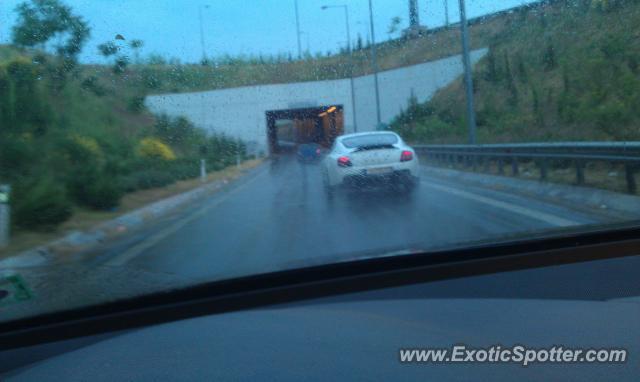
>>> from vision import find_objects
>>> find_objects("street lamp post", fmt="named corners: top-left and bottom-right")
top-left (459, 0), bottom-right (477, 144)
top-left (444, 0), bottom-right (450, 27)
top-left (198, 5), bottom-right (210, 62)
top-left (294, 0), bottom-right (302, 58)
top-left (368, 0), bottom-right (382, 127)
top-left (321, 4), bottom-right (358, 132)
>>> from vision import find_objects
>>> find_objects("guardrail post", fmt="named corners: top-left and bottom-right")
top-left (472, 155), bottom-right (478, 171)
top-left (625, 164), bottom-right (637, 194)
top-left (483, 156), bottom-right (490, 172)
top-left (575, 160), bottom-right (585, 185)
top-left (511, 157), bottom-right (519, 176)
top-left (498, 158), bottom-right (505, 175)
top-left (200, 159), bottom-right (207, 183)
top-left (0, 184), bottom-right (10, 248)
top-left (539, 159), bottom-right (548, 181)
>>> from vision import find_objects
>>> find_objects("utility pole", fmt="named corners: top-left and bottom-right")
top-left (344, 6), bottom-right (358, 132)
top-left (198, 5), bottom-right (209, 61)
top-left (444, 0), bottom-right (450, 27)
top-left (459, 0), bottom-right (477, 144)
top-left (294, 0), bottom-right (302, 59)
top-left (368, 0), bottom-right (382, 127)
top-left (321, 4), bottom-right (358, 132)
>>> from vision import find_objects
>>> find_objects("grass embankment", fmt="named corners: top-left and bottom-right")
top-left (391, 0), bottom-right (640, 193)
top-left (392, 0), bottom-right (640, 143)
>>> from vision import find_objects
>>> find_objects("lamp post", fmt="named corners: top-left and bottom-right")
top-left (367, 0), bottom-right (382, 127)
top-left (294, 0), bottom-right (302, 58)
top-left (444, 0), bottom-right (450, 27)
top-left (321, 4), bottom-right (358, 132)
top-left (198, 4), bottom-right (210, 62)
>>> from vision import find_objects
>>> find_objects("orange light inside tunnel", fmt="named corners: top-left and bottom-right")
top-left (326, 106), bottom-right (337, 113)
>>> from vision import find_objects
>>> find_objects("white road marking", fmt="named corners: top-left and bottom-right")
top-left (106, 168), bottom-right (267, 266)
top-left (422, 181), bottom-right (580, 227)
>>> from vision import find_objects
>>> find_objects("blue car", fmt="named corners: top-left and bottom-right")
top-left (297, 143), bottom-right (323, 163)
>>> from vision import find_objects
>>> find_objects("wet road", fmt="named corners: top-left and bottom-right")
top-left (98, 156), bottom-right (611, 283)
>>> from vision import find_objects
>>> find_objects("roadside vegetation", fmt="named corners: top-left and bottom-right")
top-left (392, 0), bottom-right (640, 143)
top-left (0, 0), bottom-right (246, 235)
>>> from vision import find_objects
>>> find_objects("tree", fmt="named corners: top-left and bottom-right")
top-left (97, 41), bottom-right (118, 58)
top-left (356, 34), bottom-right (363, 51)
top-left (387, 16), bottom-right (402, 40)
top-left (12, 0), bottom-right (90, 60)
top-left (97, 40), bottom-right (129, 74)
top-left (113, 56), bottom-right (129, 74)
top-left (129, 39), bottom-right (144, 63)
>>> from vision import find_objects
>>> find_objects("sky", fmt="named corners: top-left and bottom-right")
top-left (0, 0), bottom-right (536, 63)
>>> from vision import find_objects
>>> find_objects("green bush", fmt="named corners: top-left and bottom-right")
top-left (0, 136), bottom-right (34, 180)
top-left (170, 159), bottom-right (200, 180)
top-left (122, 170), bottom-right (175, 191)
top-left (12, 176), bottom-right (73, 230)
top-left (592, 99), bottom-right (632, 137)
top-left (66, 165), bottom-right (123, 210)
top-left (81, 176), bottom-right (124, 210)
top-left (127, 95), bottom-right (145, 113)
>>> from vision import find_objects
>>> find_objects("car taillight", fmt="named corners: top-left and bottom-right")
top-left (337, 156), bottom-right (352, 167)
top-left (400, 150), bottom-right (413, 162)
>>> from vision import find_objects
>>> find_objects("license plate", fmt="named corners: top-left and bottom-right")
top-left (366, 167), bottom-right (393, 175)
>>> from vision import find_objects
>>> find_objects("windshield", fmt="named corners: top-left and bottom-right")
top-left (342, 134), bottom-right (399, 148)
top-left (1, 0), bottom-right (640, 322)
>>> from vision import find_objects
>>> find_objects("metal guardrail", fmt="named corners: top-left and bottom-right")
top-left (413, 142), bottom-right (640, 194)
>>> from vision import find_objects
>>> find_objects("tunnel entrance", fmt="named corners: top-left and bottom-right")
top-left (266, 105), bottom-right (344, 155)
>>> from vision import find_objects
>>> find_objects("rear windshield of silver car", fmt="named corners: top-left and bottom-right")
top-left (342, 134), bottom-right (399, 149)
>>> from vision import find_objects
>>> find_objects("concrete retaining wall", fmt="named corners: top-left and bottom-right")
top-left (145, 49), bottom-right (488, 155)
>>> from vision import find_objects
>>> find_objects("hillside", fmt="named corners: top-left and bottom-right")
top-left (95, 3), bottom-right (525, 95)
top-left (391, 0), bottom-right (640, 143)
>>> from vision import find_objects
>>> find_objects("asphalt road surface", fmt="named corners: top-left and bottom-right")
top-left (94, 156), bottom-right (615, 284)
